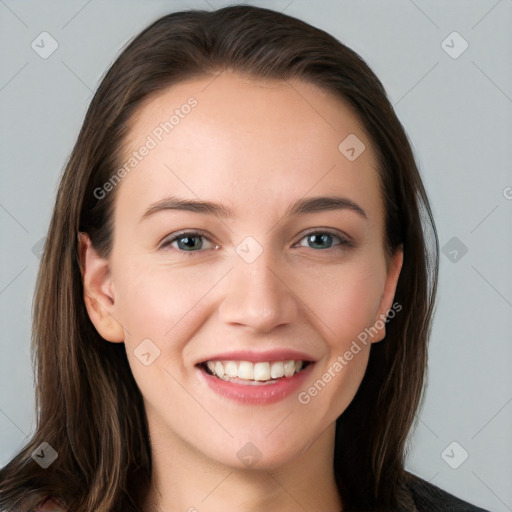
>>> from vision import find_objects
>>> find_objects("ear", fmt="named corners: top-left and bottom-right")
top-left (371, 245), bottom-right (404, 343)
top-left (77, 232), bottom-right (124, 343)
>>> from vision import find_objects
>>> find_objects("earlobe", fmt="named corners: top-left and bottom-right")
top-left (78, 232), bottom-right (125, 343)
top-left (371, 246), bottom-right (404, 343)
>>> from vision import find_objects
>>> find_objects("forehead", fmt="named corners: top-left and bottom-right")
top-left (115, 71), bottom-right (383, 229)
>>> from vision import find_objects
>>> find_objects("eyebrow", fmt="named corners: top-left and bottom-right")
top-left (141, 194), bottom-right (368, 222)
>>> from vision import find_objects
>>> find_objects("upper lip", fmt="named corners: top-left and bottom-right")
top-left (196, 349), bottom-right (317, 365)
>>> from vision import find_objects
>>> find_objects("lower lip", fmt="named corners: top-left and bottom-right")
top-left (197, 363), bottom-right (315, 405)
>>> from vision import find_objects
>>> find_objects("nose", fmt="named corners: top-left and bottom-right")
top-left (217, 246), bottom-right (300, 333)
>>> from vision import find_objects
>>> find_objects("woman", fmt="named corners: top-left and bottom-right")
top-left (0, 5), bottom-right (490, 512)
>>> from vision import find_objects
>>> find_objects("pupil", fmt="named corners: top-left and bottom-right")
top-left (180, 236), bottom-right (201, 251)
top-left (310, 234), bottom-right (330, 249)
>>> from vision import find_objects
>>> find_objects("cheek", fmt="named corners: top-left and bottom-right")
top-left (112, 259), bottom-right (222, 347)
top-left (305, 259), bottom-right (384, 348)
top-left (288, 258), bottom-right (385, 416)
top-left (299, 268), bottom-right (380, 422)
top-left (111, 262), bottom-right (220, 401)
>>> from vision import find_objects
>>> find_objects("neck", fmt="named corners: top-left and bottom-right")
top-left (142, 422), bottom-right (342, 512)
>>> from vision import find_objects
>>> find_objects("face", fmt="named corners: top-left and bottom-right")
top-left (83, 71), bottom-right (402, 470)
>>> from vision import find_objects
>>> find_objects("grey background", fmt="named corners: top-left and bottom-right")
top-left (1, 1), bottom-right (511, 510)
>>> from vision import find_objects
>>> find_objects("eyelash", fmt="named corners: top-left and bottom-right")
top-left (159, 229), bottom-right (354, 254)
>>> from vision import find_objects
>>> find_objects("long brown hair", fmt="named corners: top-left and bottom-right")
top-left (0, 5), bottom-right (438, 511)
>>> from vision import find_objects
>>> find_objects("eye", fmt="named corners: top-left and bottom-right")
top-left (295, 230), bottom-right (354, 251)
top-left (159, 229), bottom-right (354, 254)
top-left (160, 231), bottom-right (217, 253)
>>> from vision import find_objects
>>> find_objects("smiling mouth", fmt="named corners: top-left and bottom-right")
top-left (197, 359), bottom-right (313, 385)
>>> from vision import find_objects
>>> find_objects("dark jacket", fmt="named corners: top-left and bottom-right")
top-left (403, 472), bottom-right (492, 512)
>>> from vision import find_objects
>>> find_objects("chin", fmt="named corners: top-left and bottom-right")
top-left (201, 435), bottom-right (314, 472)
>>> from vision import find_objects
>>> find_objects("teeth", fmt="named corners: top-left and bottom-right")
top-left (270, 361), bottom-right (284, 379)
top-left (225, 360), bottom-right (238, 378)
top-left (203, 359), bottom-right (307, 382)
top-left (238, 361), bottom-right (253, 380)
top-left (284, 360), bottom-right (296, 377)
top-left (253, 362), bottom-right (270, 381)
top-left (215, 361), bottom-right (224, 378)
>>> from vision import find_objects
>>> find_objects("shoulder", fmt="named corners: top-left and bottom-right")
top-left (31, 496), bottom-right (69, 512)
top-left (404, 471), bottom-right (492, 512)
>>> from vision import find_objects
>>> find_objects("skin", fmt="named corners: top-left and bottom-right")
top-left (80, 71), bottom-right (403, 512)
